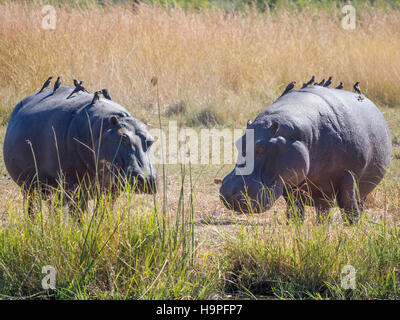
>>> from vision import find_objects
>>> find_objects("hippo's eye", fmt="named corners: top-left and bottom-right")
top-left (255, 143), bottom-right (265, 154)
top-left (121, 134), bottom-right (131, 146)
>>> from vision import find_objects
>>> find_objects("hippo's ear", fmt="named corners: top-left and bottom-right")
top-left (270, 121), bottom-right (280, 135)
top-left (109, 116), bottom-right (119, 126)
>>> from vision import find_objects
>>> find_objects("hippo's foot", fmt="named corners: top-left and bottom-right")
top-left (285, 205), bottom-right (305, 223)
top-left (338, 171), bottom-right (360, 225)
top-left (66, 187), bottom-right (89, 221)
top-left (22, 185), bottom-right (40, 219)
top-left (357, 197), bottom-right (367, 212)
top-left (25, 196), bottom-right (36, 219)
top-left (342, 210), bottom-right (359, 225)
top-left (315, 204), bottom-right (331, 224)
top-left (68, 200), bottom-right (87, 222)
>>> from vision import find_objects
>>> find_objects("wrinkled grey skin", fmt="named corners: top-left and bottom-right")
top-left (3, 86), bottom-right (157, 214)
top-left (220, 86), bottom-right (391, 223)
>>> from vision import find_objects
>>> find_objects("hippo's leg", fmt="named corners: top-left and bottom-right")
top-left (315, 203), bottom-right (332, 224)
top-left (73, 190), bottom-right (89, 218)
top-left (21, 180), bottom-right (40, 218)
top-left (357, 196), bottom-right (367, 212)
top-left (65, 185), bottom-right (89, 221)
top-left (23, 188), bottom-right (35, 218)
top-left (23, 186), bottom-right (51, 218)
top-left (105, 187), bottom-right (119, 207)
top-left (283, 187), bottom-right (307, 222)
top-left (338, 171), bottom-right (360, 224)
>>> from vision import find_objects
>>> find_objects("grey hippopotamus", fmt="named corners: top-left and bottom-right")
top-left (220, 85), bottom-right (391, 223)
top-left (3, 85), bottom-right (157, 215)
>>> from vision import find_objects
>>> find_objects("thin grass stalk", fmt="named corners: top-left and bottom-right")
top-left (174, 163), bottom-right (185, 251)
top-left (188, 159), bottom-right (195, 265)
top-left (26, 140), bottom-right (44, 236)
top-left (153, 77), bottom-right (167, 250)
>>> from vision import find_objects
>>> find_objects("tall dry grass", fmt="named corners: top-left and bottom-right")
top-left (1, 2), bottom-right (400, 126)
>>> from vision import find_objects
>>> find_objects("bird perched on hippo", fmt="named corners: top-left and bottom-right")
top-left (38, 76), bottom-right (52, 93)
top-left (220, 77), bottom-right (391, 224)
top-left (3, 78), bottom-right (157, 217)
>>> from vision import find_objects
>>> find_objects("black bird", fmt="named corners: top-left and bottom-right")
top-left (335, 82), bottom-right (343, 89)
top-left (353, 82), bottom-right (361, 95)
top-left (301, 75), bottom-right (315, 89)
top-left (91, 91), bottom-right (101, 104)
top-left (73, 79), bottom-right (88, 92)
top-left (38, 77), bottom-right (52, 93)
top-left (66, 83), bottom-right (86, 99)
top-left (354, 82), bottom-right (364, 101)
top-left (101, 89), bottom-right (112, 100)
top-left (53, 76), bottom-right (61, 93)
top-left (323, 76), bottom-right (332, 87)
top-left (279, 81), bottom-right (296, 97)
top-left (316, 79), bottom-right (325, 86)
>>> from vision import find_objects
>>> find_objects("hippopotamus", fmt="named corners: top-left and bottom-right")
top-left (220, 85), bottom-right (391, 223)
top-left (3, 85), bottom-right (157, 215)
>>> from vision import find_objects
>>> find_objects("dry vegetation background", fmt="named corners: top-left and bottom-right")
top-left (1, 2), bottom-right (400, 126)
top-left (0, 1), bottom-right (400, 299)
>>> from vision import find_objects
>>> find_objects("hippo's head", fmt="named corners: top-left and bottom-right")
top-left (95, 114), bottom-right (157, 194)
top-left (219, 120), bottom-right (309, 213)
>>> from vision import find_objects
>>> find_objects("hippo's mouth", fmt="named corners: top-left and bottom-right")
top-left (223, 194), bottom-right (270, 213)
top-left (97, 160), bottom-right (157, 194)
top-left (220, 176), bottom-right (283, 214)
top-left (126, 174), bottom-right (157, 194)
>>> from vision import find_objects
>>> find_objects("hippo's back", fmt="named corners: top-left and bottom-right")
top-left (3, 86), bottom-right (94, 186)
top-left (256, 86), bottom-right (391, 197)
top-left (4, 86), bottom-right (135, 188)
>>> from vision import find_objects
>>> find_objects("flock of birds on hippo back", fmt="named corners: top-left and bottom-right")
top-left (37, 76), bottom-right (112, 105)
top-left (279, 75), bottom-right (364, 102)
top-left (36, 74), bottom-right (364, 111)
